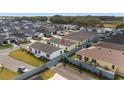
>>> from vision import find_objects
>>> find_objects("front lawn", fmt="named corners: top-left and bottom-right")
top-left (9, 49), bottom-right (46, 67)
top-left (0, 44), bottom-right (13, 50)
top-left (41, 70), bottom-right (56, 80)
top-left (0, 68), bottom-right (18, 80)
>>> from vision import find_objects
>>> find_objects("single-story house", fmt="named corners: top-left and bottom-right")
top-left (63, 31), bottom-right (100, 46)
top-left (27, 42), bottom-right (64, 60)
top-left (0, 35), bottom-right (10, 44)
top-left (103, 34), bottom-right (124, 45)
top-left (10, 33), bottom-right (32, 43)
top-left (97, 28), bottom-right (113, 34)
top-left (76, 41), bottom-right (124, 76)
top-left (47, 38), bottom-right (78, 51)
top-left (37, 28), bottom-right (53, 38)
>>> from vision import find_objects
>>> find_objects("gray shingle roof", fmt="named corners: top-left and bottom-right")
top-left (0, 35), bottom-right (8, 41)
top-left (29, 42), bottom-right (61, 55)
top-left (63, 31), bottom-right (97, 41)
top-left (48, 38), bottom-right (76, 47)
top-left (95, 42), bottom-right (124, 51)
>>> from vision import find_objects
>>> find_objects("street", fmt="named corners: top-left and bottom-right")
top-left (0, 43), bottom-right (35, 72)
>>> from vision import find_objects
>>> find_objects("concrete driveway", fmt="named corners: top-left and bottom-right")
top-left (0, 55), bottom-right (35, 72)
top-left (53, 64), bottom-right (94, 80)
top-left (0, 43), bottom-right (35, 72)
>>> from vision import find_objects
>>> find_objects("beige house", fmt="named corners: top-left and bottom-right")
top-left (76, 42), bottom-right (124, 76)
top-left (63, 31), bottom-right (98, 46)
top-left (47, 38), bottom-right (78, 51)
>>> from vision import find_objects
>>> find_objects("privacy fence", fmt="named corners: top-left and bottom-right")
top-left (66, 57), bottom-right (115, 80)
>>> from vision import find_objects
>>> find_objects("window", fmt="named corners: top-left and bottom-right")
top-left (84, 57), bottom-right (89, 61)
top-left (92, 59), bottom-right (96, 63)
top-left (38, 51), bottom-right (40, 54)
top-left (112, 65), bottom-right (115, 69)
top-left (77, 54), bottom-right (82, 60)
top-left (60, 51), bottom-right (63, 54)
top-left (29, 48), bottom-right (32, 51)
top-left (65, 47), bottom-right (68, 50)
top-left (46, 54), bottom-right (49, 58)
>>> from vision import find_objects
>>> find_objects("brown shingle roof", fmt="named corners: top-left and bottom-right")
top-left (77, 46), bottom-right (124, 67)
top-left (95, 42), bottom-right (124, 51)
top-left (63, 31), bottom-right (97, 41)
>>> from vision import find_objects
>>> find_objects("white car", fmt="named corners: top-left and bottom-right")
top-left (17, 66), bottom-right (29, 74)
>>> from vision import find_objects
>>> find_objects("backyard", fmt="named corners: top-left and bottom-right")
top-left (9, 49), bottom-right (47, 67)
top-left (0, 68), bottom-right (18, 80)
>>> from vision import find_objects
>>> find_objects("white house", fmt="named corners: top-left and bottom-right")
top-left (27, 42), bottom-right (64, 60)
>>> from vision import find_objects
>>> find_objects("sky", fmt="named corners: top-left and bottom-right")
top-left (0, 13), bottom-right (124, 16)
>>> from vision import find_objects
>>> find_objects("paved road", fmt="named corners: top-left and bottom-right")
top-left (0, 43), bottom-right (35, 72)
top-left (0, 55), bottom-right (35, 72)
top-left (53, 64), bottom-right (94, 80)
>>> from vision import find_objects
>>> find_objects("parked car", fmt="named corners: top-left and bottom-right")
top-left (17, 66), bottom-right (29, 74)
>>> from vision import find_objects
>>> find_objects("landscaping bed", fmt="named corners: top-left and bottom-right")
top-left (9, 49), bottom-right (47, 67)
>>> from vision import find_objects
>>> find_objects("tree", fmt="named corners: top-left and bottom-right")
top-left (116, 23), bottom-right (124, 29)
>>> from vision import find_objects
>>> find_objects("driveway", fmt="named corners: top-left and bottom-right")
top-left (0, 43), bottom-right (35, 72)
top-left (53, 64), bottom-right (94, 80)
top-left (0, 55), bottom-right (35, 72)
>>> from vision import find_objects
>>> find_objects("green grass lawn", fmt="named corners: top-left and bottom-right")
top-left (0, 68), bottom-right (18, 80)
top-left (0, 44), bottom-right (13, 50)
top-left (70, 53), bottom-right (76, 59)
top-left (9, 49), bottom-right (46, 67)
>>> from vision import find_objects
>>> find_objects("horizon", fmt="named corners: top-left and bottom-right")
top-left (0, 13), bottom-right (124, 16)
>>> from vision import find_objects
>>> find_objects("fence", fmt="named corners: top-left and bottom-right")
top-left (14, 55), bottom-right (62, 80)
top-left (66, 57), bottom-right (115, 80)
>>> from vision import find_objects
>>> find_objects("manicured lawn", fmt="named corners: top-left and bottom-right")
top-left (0, 44), bottom-right (13, 50)
top-left (9, 49), bottom-right (46, 67)
top-left (0, 68), bottom-right (18, 80)
top-left (41, 70), bottom-right (56, 80)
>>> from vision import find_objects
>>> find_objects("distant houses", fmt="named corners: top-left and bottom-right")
top-left (0, 35), bottom-right (10, 45)
top-left (63, 31), bottom-right (100, 46)
top-left (10, 33), bottom-right (32, 43)
top-left (27, 42), bottom-right (64, 60)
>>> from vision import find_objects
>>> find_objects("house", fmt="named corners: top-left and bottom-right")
top-left (97, 28), bottom-right (113, 34)
top-left (37, 27), bottom-right (53, 38)
top-left (63, 31), bottom-right (100, 46)
top-left (103, 34), bottom-right (124, 45)
top-left (0, 35), bottom-right (10, 44)
top-left (27, 42), bottom-right (64, 60)
top-left (10, 33), bottom-right (32, 43)
top-left (47, 38), bottom-right (78, 51)
top-left (76, 41), bottom-right (124, 76)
